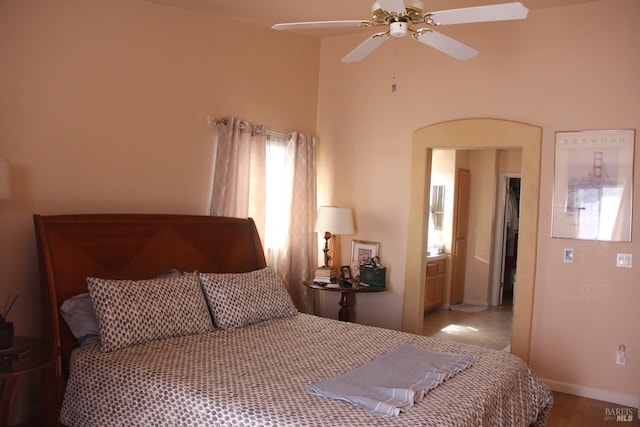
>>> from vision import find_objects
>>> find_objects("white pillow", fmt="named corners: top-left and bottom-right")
top-left (60, 293), bottom-right (99, 346)
top-left (199, 267), bottom-right (298, 329)
top-left (88, 271), bottom-right (213, 352)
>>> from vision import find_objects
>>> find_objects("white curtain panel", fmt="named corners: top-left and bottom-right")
top-left (209, 117), bottom-right (317, 312)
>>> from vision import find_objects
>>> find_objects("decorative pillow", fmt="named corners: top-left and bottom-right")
top-left (60, 269), bottom-right (184, 347)
top-left (87, 271), bottom-right (213, 352)
top-left (199, 267), bottom-right (298, 329)
top-left (60, 293), bottom-right (100, 347)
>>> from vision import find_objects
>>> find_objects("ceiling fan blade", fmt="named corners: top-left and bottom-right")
top-left (374, 0), bottom-right (407, 14)
top-left (272, 20), bottom-right (369, 30)
top-left (341, 33), bottom-right (389, 63)
top-left (416, 30), bottom-right (478, 60)
top-left (428, 2), bottom-right (529, 26)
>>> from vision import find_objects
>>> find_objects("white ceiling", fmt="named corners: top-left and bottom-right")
top-left (141, 0), bottom-right (598, 37)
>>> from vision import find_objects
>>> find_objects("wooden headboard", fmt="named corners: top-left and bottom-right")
top-left (33, 214), bottom-right (267, 417)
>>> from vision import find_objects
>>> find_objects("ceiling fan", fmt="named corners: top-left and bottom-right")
top-left (272, 0), bottom-right (528, 62)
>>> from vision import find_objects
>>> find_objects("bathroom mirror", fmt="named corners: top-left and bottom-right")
top-left (430, 186), bottom-right (445, 230)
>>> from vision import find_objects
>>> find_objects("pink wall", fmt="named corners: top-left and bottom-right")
top-left (1, 0), bottom-right (638, 418)
top-left (0, 0), bottom-right (319, 332)
top-left (0, 0), bottom-right (319, 421)
top-left (317, 0), bottom-right (639, 405)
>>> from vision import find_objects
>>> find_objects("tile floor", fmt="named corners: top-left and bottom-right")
top-left (422, 305), bottom-right (513, 350)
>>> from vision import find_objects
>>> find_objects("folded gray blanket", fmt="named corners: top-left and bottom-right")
top-left (306, 343), bottom-right (478, 417)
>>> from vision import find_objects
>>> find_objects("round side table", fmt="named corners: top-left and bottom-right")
top-left (304, 281), bottom-right (387, 322)
top-left (0, 336), bottom-right (58, 426)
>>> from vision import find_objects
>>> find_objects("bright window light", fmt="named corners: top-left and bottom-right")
top-left (264, 134), bottom-right (293, 250)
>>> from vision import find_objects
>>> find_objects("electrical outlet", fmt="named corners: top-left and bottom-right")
top-left (617, 345), bottom-right (626, 366)
top-left (616, 253), bottom-right (632, 268)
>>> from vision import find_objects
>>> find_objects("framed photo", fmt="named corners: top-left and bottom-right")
top-left (340, 265), bottom-right (352, 279)
top-left (552, 129), bottom-right (635, 241)
top-left (351, 240), bottom-right (380, 264)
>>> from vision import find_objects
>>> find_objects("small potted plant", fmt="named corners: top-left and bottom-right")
top-left (0, 294), bottom-right (18, 351)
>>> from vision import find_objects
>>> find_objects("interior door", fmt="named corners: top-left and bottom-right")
top-left (449, 168), bottom-right (471, 305)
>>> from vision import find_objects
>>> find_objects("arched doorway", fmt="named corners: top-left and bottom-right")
top-left (403, 118), bottom-right (541, 362)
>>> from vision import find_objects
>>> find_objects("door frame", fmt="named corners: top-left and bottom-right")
top-left (491, 172), bottom-right (522, 306)
top-left (403, 118), bottom-right (541, 363)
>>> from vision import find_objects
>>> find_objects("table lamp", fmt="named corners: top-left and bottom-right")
top-left (314, 206), bottom-right (355, 268)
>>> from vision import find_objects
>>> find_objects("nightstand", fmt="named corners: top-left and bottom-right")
top-left (304, 281), bottom-right (387, 322)
top-left (0, 336), bottom-right (58, 426)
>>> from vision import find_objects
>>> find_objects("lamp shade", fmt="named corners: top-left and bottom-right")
top-left (0, 159), bottom-right (10, 199)
top-left (314, 206), bottom-right (354, 235)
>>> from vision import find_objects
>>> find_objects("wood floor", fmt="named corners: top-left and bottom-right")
top-left (423, 306), bottom-right (639, 426)
top-left (549, 391), bottom-right (639, 426)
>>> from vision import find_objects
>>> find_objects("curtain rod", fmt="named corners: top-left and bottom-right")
top-left (209, 116), bottom-right (290, 139)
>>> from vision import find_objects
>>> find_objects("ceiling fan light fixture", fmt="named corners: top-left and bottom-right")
top-left (389, 21), bottom-right (408, 37)
top-left (273, 1), bottom-right (529, 62)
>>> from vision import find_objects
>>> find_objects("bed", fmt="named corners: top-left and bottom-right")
top-left (34, 213), bottom-right (552, 426)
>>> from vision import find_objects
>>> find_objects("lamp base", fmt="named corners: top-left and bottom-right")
top-left (322, 232), bottom-right (332, 266)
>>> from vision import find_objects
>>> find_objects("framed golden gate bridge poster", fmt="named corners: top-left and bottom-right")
top-left (552, 129), bottom-right (635, 241)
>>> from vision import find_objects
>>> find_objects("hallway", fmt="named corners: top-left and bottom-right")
top-left (423, 305), bottom-right (512, 351)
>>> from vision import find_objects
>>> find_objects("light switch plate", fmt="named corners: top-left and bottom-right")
top-left (563, 248), bottom-right (574, 263)
top-left (616, 253), bottom-right (632, 268)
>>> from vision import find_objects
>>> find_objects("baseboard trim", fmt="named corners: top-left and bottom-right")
top-left (544, 379), bottom-right (639, 409)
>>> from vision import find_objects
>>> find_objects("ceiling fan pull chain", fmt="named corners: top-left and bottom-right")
top-left (391, 39), bottom-right (398, 93)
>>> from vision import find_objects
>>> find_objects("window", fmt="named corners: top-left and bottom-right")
top-left (264, 132), bottom-right (293, 252)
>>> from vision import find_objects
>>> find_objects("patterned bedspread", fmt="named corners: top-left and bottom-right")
top-left (61, 313), bottom-right (552, 426)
